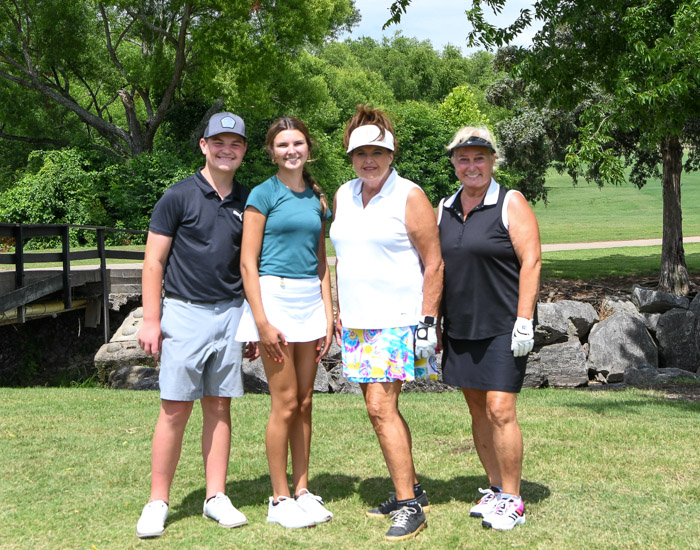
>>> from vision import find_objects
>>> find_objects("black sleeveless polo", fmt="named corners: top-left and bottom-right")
top-left (439, 184), bottom-right (521, 340)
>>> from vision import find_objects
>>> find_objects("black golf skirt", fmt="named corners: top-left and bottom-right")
top-left (441, 332), bottom-right (527, 393)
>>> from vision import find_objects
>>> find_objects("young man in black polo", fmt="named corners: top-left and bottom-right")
top-left (136, 112), bottom-right (250, 538)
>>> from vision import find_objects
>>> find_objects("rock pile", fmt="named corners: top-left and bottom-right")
top-left (525, 285), bottom-right (700, 388)
top-left (97, 286), bottom-right (700, 392)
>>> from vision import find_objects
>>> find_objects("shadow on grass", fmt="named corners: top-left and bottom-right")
top-left (568, 392), bottom-right (700, 414)
top-left (358, 476), bottom-right (550, 507)
top-left (171, 473), bottom-right (362, 523)
top-left (541, 249), bottom-right (700, 279)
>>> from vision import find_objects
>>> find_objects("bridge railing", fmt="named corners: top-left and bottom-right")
top-left (0, 223), bottom-right (147, 342)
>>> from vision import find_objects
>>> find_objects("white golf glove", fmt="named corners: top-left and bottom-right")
top-left (415, 320), bottom-right (438, 359)
top-left (511, 317), bottom-right (534, 357)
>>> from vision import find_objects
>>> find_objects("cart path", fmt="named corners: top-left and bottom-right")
top-left (540, 235), bottom-right (700, 252)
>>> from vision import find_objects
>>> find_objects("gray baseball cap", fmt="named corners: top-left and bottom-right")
top-left (203, 112), bottom-right (246, 139)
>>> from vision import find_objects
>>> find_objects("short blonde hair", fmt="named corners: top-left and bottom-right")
top-left (446, 126), bottom-right (500, 160)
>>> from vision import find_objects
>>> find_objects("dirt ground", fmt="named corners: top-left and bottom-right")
top-left (541, 275), bottom-right (700, 403)
top-left (539, 274), bottom-right (700, 304)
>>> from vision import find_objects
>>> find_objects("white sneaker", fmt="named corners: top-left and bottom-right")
top-left (136, 500), bottom-right (168, 538)
top-left (203, 492), bottom-right (248, 528)
top-left (295, 490), bottom-right (333, 524)
top-left (470, 487), bottom-right (500, 518)
top-left (266, 496), bottom-right (316, 528)
top-left (482, 496), bottom-right (526, 530)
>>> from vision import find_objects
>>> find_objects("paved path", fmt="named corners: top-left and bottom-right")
top-left (541, 235), bottom-right (700, 252)
top-left (4, 236), bottom-right (699, 272)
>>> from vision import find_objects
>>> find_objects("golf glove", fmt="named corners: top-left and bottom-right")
top-left (511, 317), bottom-right (534, 357)
top-left (415, 321), bottom-right (438, 359)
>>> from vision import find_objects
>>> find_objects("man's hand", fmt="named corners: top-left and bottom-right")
top-left (138, 319), bottom-right (163, 358)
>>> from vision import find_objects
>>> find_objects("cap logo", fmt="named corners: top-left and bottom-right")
top-left (220, 116), bottom-right (236, 129)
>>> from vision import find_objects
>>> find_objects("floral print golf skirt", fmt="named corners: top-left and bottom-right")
top-left (341, 326), bottom-right (438, 383)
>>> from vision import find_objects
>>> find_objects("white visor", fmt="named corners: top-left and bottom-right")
top-left (347, 125), bottom-right (395, 153)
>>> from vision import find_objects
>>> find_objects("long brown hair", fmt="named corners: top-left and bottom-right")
top-left (343, 104), bottom-right (398, 154)
top-left (266, 117), bottom-right (328, 216)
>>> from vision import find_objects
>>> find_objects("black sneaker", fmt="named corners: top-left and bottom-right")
top-left (366, 491), bottom-right (430, 518)
top-left (384, 504), bottom-right (427, 541)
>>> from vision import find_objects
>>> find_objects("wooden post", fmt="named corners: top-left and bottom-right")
top-left (97, 228), bottom-right (110, 343)
top-left (61, 225), bottom-right (72, 309)
top-left (13, 224), bottom-right (25, 323)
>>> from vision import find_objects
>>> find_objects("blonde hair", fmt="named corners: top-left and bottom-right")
top-left (446, 126), bottom-right (500, 161)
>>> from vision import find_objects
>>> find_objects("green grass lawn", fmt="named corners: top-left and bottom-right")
top-left (541, 242), bottom-right (700, 279)
top-left (1, 387), bottom-right (698, 549)
top-left (533, 169), bottom-right (700, 244)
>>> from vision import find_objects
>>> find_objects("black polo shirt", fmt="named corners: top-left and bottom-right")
top-left (149, 169), bottom-right (250, 302)
top-left (439, 184), bottom-right (521, 340)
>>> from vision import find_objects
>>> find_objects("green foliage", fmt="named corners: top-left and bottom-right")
top-left (0, 10), bottom-right (512, 225)
top-left (438, 85), bottom-right (489, 129)
top-left (0, 0), bottom-right (359, 158)
top-left (389, 101), bottom-right (456, 204)
top-left (101, 149), bottom-right (197, 238)
top-left (0, 149), bottom-right (108, 247)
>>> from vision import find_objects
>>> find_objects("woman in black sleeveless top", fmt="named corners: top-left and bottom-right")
top-left (438, 126), bottom-right (541, 531)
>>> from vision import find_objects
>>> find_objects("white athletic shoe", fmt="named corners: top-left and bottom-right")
top-left (136, 500), bottom-right (168, 538)
top-left (482, 496), bottom-right (526, 530)
top-left (469, 487), bottom-right (501, 518)
top-left (203, 492), bottom-right (248, 528)
top-left (295, 490), bottom-right (333, 524)
top-left (266, 496), bottom-right (316, 528)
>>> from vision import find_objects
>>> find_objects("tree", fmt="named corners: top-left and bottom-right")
top-left (388, 0), bottom-right (700, 295)
top-left (0, 0), bottom-right (358, 158)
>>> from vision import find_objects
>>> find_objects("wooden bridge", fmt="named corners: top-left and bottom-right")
top-left (0, 223), bottom-right (145, 342)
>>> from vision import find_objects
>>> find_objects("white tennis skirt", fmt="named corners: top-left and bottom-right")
top-left (234, 275), bottom-right (328, 343)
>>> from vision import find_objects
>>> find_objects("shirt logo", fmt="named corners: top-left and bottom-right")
top-left (232, 209), bottom-right (243, 221)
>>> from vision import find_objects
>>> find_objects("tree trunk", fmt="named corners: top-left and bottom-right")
top-left (658, 134), bottom-right (689, 295)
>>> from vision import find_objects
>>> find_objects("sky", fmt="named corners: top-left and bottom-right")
top-left (340, 0), bottom-right (541, 53)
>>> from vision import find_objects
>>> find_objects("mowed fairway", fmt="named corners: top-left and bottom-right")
top-left (532, 169), bottom-right (700, 244)
top-left (0, 388), bottom-right (698, 549)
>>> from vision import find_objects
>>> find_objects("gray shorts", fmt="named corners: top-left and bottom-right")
top-left (159, 296), bottom-right (244, 401)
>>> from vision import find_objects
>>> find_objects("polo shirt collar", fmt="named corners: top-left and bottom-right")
top-left (194, 169), bottom-right (241, 202)
top-left (444, 177), bottom-right (499, 209)
top-left (350, 168), bottom-right (398, 203)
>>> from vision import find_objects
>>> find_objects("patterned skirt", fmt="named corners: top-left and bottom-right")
top-left (341, 326), bottom-right (438, 383)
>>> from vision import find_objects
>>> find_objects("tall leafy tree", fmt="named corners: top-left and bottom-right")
top-left (0, 0), bottom-right (358, 158)
top-left (387, 0), bottom-right (700, 295)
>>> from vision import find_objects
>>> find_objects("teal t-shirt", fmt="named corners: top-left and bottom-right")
top-left (247, 175), bottom-right (329, 278)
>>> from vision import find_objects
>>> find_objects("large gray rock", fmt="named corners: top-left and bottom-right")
top-left (242, 358), bottom-right (269, 393)
top-left (624, 364), bottom-right (700, 386)
top-left (326, 362), bottom-right (362, 394)
top-left (522, 360), bottom-right (546, 389)
top-left (404, 354), bottom-right (456, 393)
top-left (552, 300), bottom-right (599, 340)
top-left (534, 302), bottom-right (568, 346)
top-left (655, 309), bottom-right (699, 372)
top-left (631, 285), bottom-right (689, 313)
top-left (587, 312), bottom-right (658, 382)
top-left (690, 293), bottom-right (700, 318)
top-left (94, 306), bottom-right (157, 382)
top-left (528, 339), bottom-right (589, 388)
top-left (242, 357), bottom-right (331, 394)
top-left (109, 365), bottom-right (159, 390)
top-left (641, 312), bottom-right (662, 336)
top-left (94, 340), bottom-right (156, 382)
top-left (601, 296), bottom-right (643, 321)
